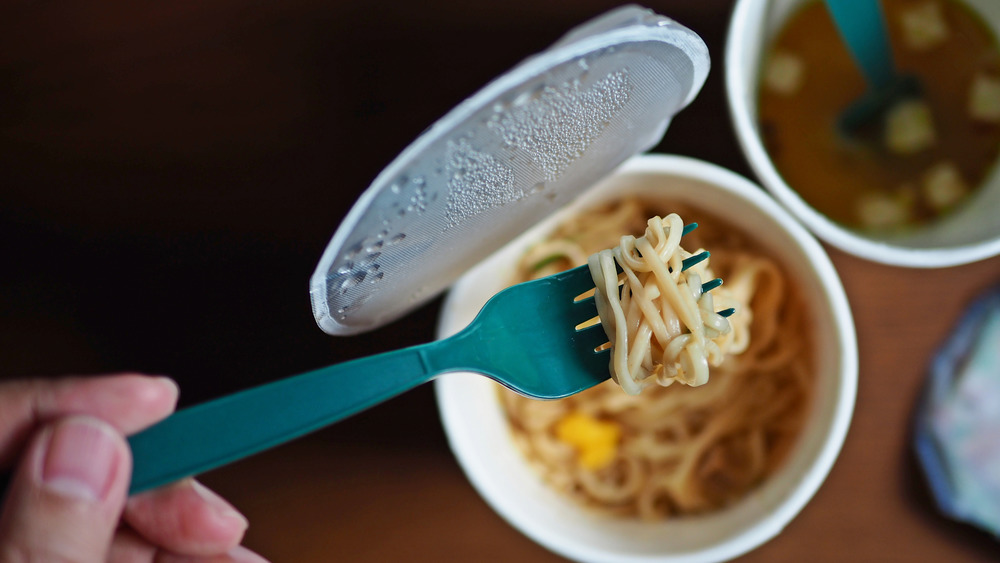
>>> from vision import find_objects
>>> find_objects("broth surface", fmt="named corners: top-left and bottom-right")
top-left (758, 0), bottom-right (1000, 229)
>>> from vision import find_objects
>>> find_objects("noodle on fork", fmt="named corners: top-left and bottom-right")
top-left (589, 213), bottom-right (734, 394)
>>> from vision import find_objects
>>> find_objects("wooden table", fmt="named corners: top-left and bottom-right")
top-left (2, 0), bottom-right (998, 560)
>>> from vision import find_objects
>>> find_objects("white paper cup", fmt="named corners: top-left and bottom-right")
top-left (435, 155), bottom-right (858, 563)
top-left (725, 0), bottom-right (1000, 268)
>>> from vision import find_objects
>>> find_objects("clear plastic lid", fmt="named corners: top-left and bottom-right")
top-left (310, 5), bottom-right (710, 335)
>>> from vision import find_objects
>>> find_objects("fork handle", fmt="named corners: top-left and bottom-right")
top-left (127, 344), bottom-right (438, 494)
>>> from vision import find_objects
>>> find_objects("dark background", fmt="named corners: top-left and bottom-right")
top-left (3, 0), bottom-right (999, 561)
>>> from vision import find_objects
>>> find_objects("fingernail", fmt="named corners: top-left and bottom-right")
top-left (191, 479), bottom-right (249, 530)
top-left (228, 545), bottom-right (271, 563)
top-left (41, 417), bottom-right (121, 502)
top-left (153, 376), bottom-right (180, 399)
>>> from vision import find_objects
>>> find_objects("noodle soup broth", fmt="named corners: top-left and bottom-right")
top-left (726, 0), bottom-right (1000, 267)
top-left (758, 0), bottom-right (1000, 231)
top-left (436, 155), bottom-right (856, 562)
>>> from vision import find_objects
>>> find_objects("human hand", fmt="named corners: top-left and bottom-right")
top-left (0, 374), bottom-right (268, 562)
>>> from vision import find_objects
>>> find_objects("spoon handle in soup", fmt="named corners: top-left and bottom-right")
top-left (824, 0), bottom-right (897, 91)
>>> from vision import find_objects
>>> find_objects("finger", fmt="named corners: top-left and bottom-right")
top-left (0, 374), bottom-right (178, 466)
top-left (0, 416), bottom-right (131, 562)
top-left (156, 545), bottom-right (271, 563)
top-left (124, 479), bottom-right (248, 556)
top-left (109, 529), bottom-right (270, 563)
top-left (109, 527), bottom-right (157, 563)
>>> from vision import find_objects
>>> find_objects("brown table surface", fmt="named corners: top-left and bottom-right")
top-left (2, 0), bottom-right (999, 561)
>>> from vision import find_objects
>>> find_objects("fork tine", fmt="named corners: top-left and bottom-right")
top-left (569, 297), bottom-right (601, 330)
top-left (701, 277), bottom-right (723, 292)
top-left (574, 322), bottom-right (611, 353)
top-left (553, 264), bottom-right (599, 299)
top-left (681, 251), bottom-right (709, 271)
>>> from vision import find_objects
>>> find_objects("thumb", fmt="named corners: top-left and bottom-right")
top-left (0, 416), bottom-right (131, 562)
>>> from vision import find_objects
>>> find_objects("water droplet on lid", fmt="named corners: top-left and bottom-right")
top-left (390, 184), bottom-right (402, 194)
top-left (336, 262), bottom-right (354, 275)
top-left (389, 233), bottom-right (406, 245)
top-left (513, 90), bottom-right (532, 107)
top-left (528, 182), bottom-right (545, 195)
top-left (345, 242), bottom-right (364, 259)
top-left (444, 139), bottom-right (516, 228)
top-left (339, 271), bottom-right (367, 293)
top-left (486, 69), bottom-right (630, 182)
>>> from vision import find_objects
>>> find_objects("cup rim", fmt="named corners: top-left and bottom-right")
top-left (435, 154), bottom-right (858, 563)
top-left (723, 0), bottom-right (1000, 268)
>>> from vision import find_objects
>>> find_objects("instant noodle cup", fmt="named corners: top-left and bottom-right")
top-left (436, 155), bottom-right (858, 563)
top-left (725, 0), bottom-right (1000, 268)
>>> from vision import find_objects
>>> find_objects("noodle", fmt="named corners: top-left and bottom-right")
top-left (589, 213), bottom-right (735, 394)
top-left (501, 197), bottom-right (813, 519)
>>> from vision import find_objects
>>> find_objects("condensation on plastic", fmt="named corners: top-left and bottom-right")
top-left (309, 5), bottom-right (710, 335)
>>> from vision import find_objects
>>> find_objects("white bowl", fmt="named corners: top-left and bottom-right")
top-left (435, 155), bottom-right (858, 563)
top-left (725, 0), bottom-right (1000, 268)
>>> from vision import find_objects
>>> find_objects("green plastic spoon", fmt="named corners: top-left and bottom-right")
top-left (824, 0), bottom-right (922, 134)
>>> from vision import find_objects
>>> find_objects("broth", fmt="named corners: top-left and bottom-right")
top-left (758, 0), bottom-right (1000, 230)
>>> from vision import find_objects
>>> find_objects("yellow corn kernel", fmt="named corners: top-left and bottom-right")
top-left (555, 412), bottom-right (621, 470)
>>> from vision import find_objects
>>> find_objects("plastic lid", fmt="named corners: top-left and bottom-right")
top-left (310, 4), bottom-right (710, 335)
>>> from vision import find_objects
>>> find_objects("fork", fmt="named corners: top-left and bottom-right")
top-left (125, 224), bottom-right (729, 494)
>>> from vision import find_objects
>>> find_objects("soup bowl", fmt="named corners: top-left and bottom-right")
top-left (725, 0), bottom-right (1000, 268)
top-left (435, 155), bottom-right (857, 562)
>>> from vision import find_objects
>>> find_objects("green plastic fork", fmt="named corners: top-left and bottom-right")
top-left (125, 225), bottom-right (724, 494)
top-left (126, 263), bottom-right (610, 494)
